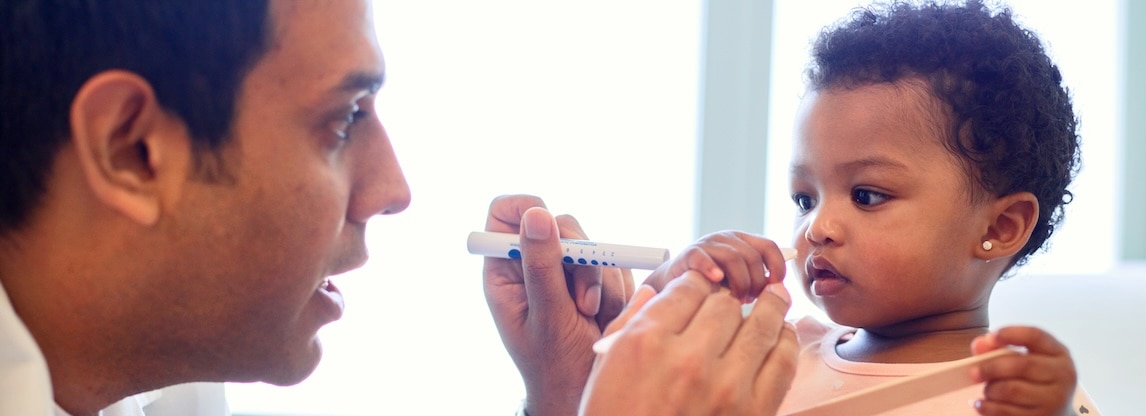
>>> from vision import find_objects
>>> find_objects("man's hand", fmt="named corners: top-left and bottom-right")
top-left (482, 195), bottom-right (634, 416)
top-left (580, 272), bottom-right (798, 416)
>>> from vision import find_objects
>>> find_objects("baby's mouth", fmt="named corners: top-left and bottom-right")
top-left (808, 257), bottom-right (849, 297)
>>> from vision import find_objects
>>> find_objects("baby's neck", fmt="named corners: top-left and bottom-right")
top-left (835, 325), bottom-right (989, 364)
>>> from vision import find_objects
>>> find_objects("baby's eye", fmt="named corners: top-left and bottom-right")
top-left (792, 193), bottom-right (816, 213)
top-left (852, 188), bottom-right (889, 207)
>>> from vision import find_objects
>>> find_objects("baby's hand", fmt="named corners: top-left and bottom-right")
top-left (641, 231), bottom-right (788, 304)
top-left (971, 326), bottom-right (1078, 416)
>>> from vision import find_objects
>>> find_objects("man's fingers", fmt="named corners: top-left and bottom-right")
top-left (629, 271), bottom-right (718, 335)
top-left (754, 320), bottom-right (799, 413)
top-left (484, 194), bottom-right (546, 232)
top-left (601, 284), bottom-right (656, 337)
top-left (596, 267), bottom-right (628, 328)
top-left (621, 267), bottom-right (635, 302)
top-left (724, 283), bottom-right (792, 372)
top-left (680, 289), bottom-right (744, 356)
top-left (554, 214), bottom-right (605, 317)
top-left (568, 266), bottom-right (603, 317)
top-left (518, 207), bottom-right (577, 321)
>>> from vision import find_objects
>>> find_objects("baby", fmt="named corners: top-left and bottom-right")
top-left (637, 1), bottom-right (1098, 414)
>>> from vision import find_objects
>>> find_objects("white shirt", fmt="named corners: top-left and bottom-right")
top-left (1, 281), bottom-right (227, 416)
top-left (0, 279), bottom-right (55, 415)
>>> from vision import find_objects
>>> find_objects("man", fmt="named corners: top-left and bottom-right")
top-left (0, 2), bottom-right (795, 415)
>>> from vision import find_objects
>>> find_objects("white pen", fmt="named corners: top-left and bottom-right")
top-left (591, 246), bottom-right (797, 355)
top-left (466, 231), bottom-right (671, 270)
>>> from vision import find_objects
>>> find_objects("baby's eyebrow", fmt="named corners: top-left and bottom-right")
top-left (789, 156), bottom-right (909, 181)
top-left (790, 163), bottom-right (810, 179)
top-left (835, 156), bottom-right (909, 175)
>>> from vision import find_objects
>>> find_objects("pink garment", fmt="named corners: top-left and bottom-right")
top-left (777, 317), bottom-right (1101, 416)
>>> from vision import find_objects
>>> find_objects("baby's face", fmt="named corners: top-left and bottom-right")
top-left (788, 80), bottom-right (1000, 332)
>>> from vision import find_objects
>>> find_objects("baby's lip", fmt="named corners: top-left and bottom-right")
top-left (808, 255), bottom-right (847, 281)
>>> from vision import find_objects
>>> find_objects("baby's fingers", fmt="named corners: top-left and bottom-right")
top-left (975, 353), bottom-right (1063, 385)
top-left (971, 327), bottom-right (1077, 416)
top-left (980, 378), bottom-right (1056, 407)
top-left (992, 326), bottom-right (1071, 358)
top-left (975, 377), bottom-right (1075, 416)
top-left (643, 245), bottom-right (723, 291)
top-left (973, 327), bottom-right (1077, 386)
top-left (973, 396), bottom-right (1046, 416)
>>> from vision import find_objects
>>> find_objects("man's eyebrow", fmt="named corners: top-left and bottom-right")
top-left (334, 71), bottom-right (385, 95)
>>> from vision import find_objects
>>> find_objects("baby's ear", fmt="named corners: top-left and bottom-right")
top-left (977, 192), bottom-right (1039, 261)
top-left (69, 70), bottom-right (193, 226)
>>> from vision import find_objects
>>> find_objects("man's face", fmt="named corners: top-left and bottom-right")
top-left (165, 0), bottom-right (410, 384)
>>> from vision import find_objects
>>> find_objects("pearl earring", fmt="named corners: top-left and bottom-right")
top-left (982, 241), bottom-right (993, 251)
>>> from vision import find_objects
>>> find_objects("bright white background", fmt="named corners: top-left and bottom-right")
top-left (227, 1), bottom-right (701, 414)
top-left (226, 1), bottom-right (1130, 415)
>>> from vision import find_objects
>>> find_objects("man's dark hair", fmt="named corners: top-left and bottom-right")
top-left (808, 0), bottom-right (1081, 268)
top-left (1, 1), bottom-right (271, 233)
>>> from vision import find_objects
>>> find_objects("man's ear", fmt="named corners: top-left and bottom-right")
top-left (977, 192), bottom-right (1039, 261)
top-left (69, 70), bottom-right (191, 226)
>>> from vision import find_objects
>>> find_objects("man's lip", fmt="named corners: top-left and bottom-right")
top-left (315, 278), bottom-right (345, 321)
top-left (316, 277), bottom-right (342, 297)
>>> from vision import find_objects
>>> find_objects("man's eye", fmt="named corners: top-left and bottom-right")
top-left (333, 107), bottom-right (367, 140)
top-left (853, 189), bottom-right (889, 206)
top-left (792, 193), bottom-right (816, 212)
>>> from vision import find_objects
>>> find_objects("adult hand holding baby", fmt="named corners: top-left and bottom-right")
top-left (581, 271), bottom-right (797, 416)
top-left (482, 194), bottom-right (798, 416)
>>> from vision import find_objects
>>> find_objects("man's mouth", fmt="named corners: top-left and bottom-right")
top-left (314, 278), bottom-right (345, 322)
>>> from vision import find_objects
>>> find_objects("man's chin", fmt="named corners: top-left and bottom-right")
top-left (257, 339), bottom-right (324, 386)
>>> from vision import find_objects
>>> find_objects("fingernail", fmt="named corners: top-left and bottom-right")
top-left (522, 209), bottom-right (552, 240)
top-left (765, 283), bottom-right (791, 305)
top-left (584, 284), bottom-right (602, 316)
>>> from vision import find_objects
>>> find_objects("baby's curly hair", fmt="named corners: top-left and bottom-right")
top-left (807, 0), bottom-right (1080, 269)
